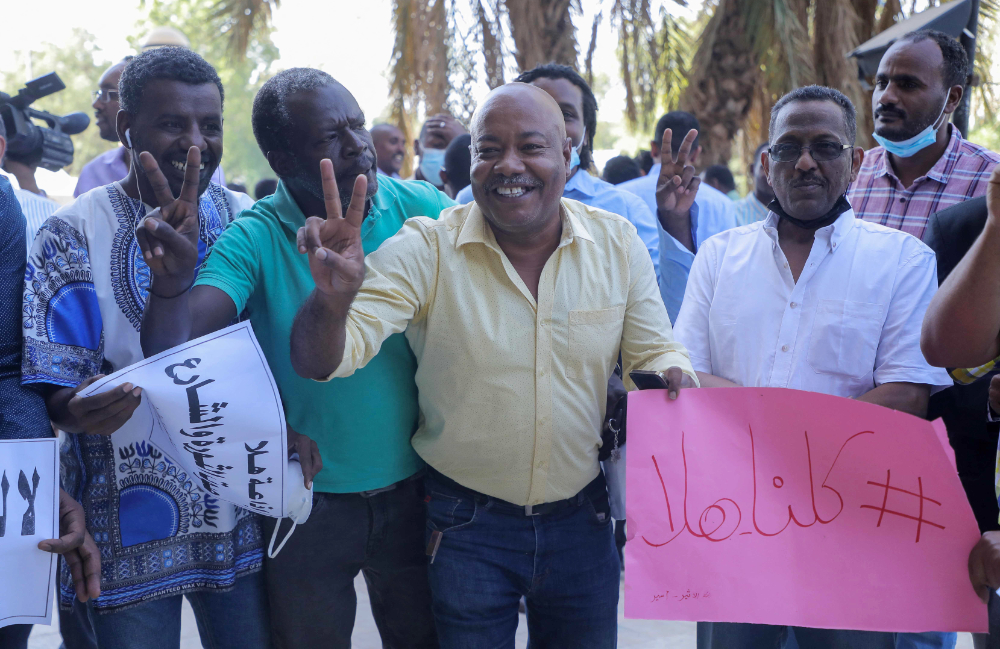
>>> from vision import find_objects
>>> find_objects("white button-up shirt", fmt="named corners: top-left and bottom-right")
top-left (674, 208), bottom-right (951, 397)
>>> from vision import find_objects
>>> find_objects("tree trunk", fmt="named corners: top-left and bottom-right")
top-left (680, 0), bottom-right (759, 167)
top-left (505, 0), bottom-right (578, 72)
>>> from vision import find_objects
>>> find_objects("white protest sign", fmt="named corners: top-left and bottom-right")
top-left (80, 322), bottom-right (289, 518)
top-left (0, 438), bottom-right (58, 629)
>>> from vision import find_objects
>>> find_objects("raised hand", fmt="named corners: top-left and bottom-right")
top-left (296, 159), bottom-right (368, 299)
top-left (134, 146), bottom-right (203, 298)
top-left (655, 128), bottom-right (701, 220)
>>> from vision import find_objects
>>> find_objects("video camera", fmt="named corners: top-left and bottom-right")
top-left (0, 72), bottom-right (90, 171)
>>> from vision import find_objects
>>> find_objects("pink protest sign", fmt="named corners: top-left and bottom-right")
top-left (624, 388), bottom-right (986, 633)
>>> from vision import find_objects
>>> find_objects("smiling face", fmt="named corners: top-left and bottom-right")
top-left (873, 38), bottom-right (954, 142)
top-left (94, 62), bottom-right (126, 142)
top-left (470, 84), bottom-right (570, 236)
top-left (118, 79), bottom-right (223, 199)
top-left (763, 100), bottom-right (859, 220)
top-left (371, 123), bottom-right (405, 175)
top-left (283, 83), bottom-right (378, 209)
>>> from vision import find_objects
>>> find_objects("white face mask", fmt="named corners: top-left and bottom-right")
top-left (872, 97), bottom-right (948, 158)
top-left (569, 128), bottom-right (587, 170)
top-left (267, 458), bottom-right (314, 558)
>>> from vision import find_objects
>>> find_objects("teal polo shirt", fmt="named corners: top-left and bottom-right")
top-left (196, 176), bottom-right (454, 493)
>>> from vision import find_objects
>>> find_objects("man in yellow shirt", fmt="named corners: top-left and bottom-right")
top-left (289, 83), bottom-right (697, 648)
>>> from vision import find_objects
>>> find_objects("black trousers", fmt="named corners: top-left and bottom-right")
top-left (261, 478), bottom-right (438, 649)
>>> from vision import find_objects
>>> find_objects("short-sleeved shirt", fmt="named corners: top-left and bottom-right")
top-left (23, 182), bottom-right (260, 611)
top-left (196, 175), bottom-right (454, 493)
top-left (848, 126), bottom-right (1000, 239)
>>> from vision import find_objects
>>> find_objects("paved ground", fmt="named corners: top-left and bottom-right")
top-left (28, 577), bottom-right (975, 648)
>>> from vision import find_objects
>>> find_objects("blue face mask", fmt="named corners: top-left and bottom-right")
top-left (569, 128), bottom-right (587, 171)
top-left (419, 148), bottom-right (446, 187)
top-left (872, 99), bottom-right (947, 158)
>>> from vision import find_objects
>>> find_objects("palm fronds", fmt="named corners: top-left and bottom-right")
top-left (210, 0), bottom-right (279, 62)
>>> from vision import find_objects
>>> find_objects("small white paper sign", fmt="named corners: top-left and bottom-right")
top-left (80, 322), bottom-right (289, 518)
top-left (0, 438), bottom-right (59, 629)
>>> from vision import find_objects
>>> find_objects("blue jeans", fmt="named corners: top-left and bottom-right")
top-left (699, 623), bottom-right (957, 648)
top-left (424, 470), bottom-right (619, 649)
top-left (698, 622), bottom-right (894, 648)
top-left (88, 569), bottom-right (270, 649)
top-left (894, 632), bottom-right (957, 649)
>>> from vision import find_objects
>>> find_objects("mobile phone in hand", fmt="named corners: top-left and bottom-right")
top-left (629, 370), bottom-right (669, 390)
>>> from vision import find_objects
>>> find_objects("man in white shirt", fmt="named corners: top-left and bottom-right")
top-left (675, 85), bottom-right (951, 648)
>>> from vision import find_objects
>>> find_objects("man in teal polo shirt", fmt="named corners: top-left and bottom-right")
top-left (138, 68), bottom-right (451, 649)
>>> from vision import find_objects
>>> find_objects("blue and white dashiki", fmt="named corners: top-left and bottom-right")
top-left (21, 181), bottom-right (263, 612)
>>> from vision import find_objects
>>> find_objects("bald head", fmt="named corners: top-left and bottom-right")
top-left (371, 123), bottom-right (406, 176)
top-left (471, 83), bottom-right (566, 146)
top-left (469, 82), bottom-right (571, 238)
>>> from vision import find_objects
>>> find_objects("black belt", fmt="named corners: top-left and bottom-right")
top-left (425, 467), bottom-right (606, 517)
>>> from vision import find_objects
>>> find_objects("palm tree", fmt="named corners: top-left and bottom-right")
top-left (222, 0), bottom-right (995, 169)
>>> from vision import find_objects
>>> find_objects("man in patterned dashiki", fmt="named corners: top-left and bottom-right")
top-left (21, 47), bottom-right (277, 649)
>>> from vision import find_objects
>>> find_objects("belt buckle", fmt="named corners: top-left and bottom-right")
top-left (525, 504), bottom-right (540, 516)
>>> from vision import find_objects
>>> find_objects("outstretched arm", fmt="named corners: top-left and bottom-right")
top-left (290, 161), bottom-right (369, 380)
top-left (921, 166), bottom-right (1000, 368)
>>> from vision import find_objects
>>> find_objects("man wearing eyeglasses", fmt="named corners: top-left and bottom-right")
top-left (672, 86), bottom-right (951, 648)
top-left (74, 58), bottom-right (226, 197)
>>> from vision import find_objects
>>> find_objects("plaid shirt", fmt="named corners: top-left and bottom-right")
top-left (847, 126), bottom-right (1000, 239)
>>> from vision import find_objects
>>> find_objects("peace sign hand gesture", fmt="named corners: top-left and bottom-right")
top-left (296, 159), bottom-right (368, 299)
top-left (654, 128), bottom-right (701, 252)
top-left (134, 146), bottom-right (203, 298)
top-left (655, 128), bottom-right (701, 219)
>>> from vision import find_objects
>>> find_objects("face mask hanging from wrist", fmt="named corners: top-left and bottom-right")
top-left (872, 97), bottom-right (949, 158)
top-left (418, 148), bottom-right (447, 188)
top-left (267, 457), bottom-right (314, 558)
top-left (569, 128), bottom-right (587, 171)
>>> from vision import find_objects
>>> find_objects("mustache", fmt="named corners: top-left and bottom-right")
top-left (337, 154), bottom-right (376, 180)
top-left (875, 105), bottom-right (905, 120)
top-left (792, 173), bottom-right (825, 187)
top-left (484, 174), bottom-right (543, 192)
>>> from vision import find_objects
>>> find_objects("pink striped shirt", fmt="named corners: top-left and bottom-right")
top-left (847, 126), bottom-right (999, 239)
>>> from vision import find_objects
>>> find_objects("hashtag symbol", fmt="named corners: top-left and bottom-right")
top-left (860, 470), bottom-right (945, 543)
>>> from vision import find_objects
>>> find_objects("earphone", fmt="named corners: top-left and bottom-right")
top-left (124, 128), bottom-right (147, 206)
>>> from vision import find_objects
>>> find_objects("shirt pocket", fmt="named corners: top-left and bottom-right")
top-left (807, 299), bottom-right (884, 379)
top-left (567, 306), bottom-right (625, 380)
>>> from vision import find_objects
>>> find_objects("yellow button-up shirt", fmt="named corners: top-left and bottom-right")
top-left (324, 198), bottom-right (697, 505)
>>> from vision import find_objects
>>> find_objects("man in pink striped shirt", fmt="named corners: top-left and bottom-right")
top-left (848, 29), bottom-right (998, 239)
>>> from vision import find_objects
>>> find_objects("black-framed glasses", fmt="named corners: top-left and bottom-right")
top-left (93, 89), bottom-right (119, 103)
top-left (768, 142), bottom-right (852, 163)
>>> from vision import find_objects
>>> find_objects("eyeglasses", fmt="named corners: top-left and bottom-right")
top-left (93, 89), bottom-right (120, 103)
top-left (768, 142), bottom-right (852, 163)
